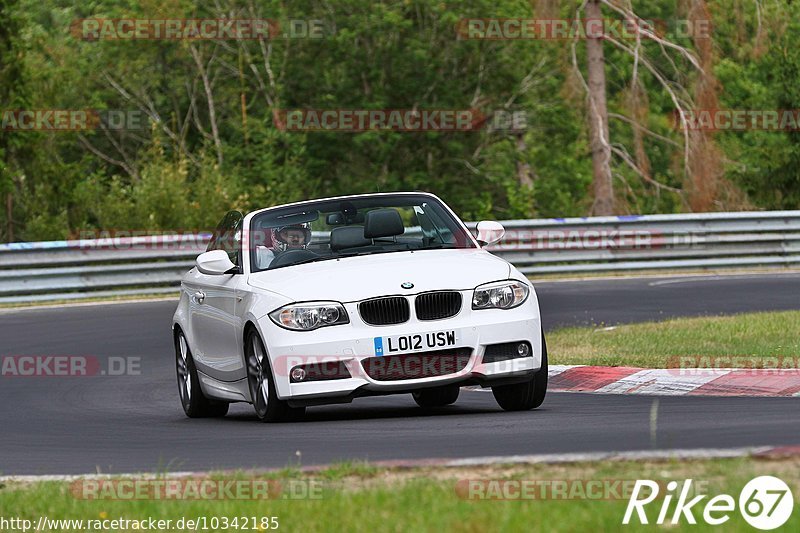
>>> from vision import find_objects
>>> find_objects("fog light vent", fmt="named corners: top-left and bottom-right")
top-left (290, 361), bottom-right (351, 383)
top-left (290, 367), bottom-right (307, 382)
top-left (482, 341), bottom-right (532, 363)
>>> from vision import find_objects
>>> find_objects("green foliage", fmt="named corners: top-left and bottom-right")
top-left (1, 0), bottom-right (799, 241)
top-left (714, 10), bottom-right (800, 209)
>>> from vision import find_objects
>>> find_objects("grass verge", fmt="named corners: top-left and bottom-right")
top-left (1, 457), bottom-right (798, 532)
top-left (548, 310), bottom-right (800, 367)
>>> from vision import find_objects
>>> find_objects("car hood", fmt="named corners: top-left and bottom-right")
top-left (247, 248), bottom-right (511, 302)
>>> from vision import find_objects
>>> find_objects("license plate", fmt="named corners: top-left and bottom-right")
top-left (374, 330), bottom-right (457, 356)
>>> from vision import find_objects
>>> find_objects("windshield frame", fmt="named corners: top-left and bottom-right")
top-left (246, 192), bottom-right (477, 273)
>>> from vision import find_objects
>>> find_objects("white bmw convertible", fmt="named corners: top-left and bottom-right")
top-left (172, 192), bottom-right (547, 421)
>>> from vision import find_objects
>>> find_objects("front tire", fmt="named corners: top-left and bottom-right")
top-left (412, 385), bottom-right (460, 408)
top-left (175, 329), bottom-right (229, 418)
top-left (492, 331), bottom-right (548, 411)
top-left (245, 328), bottom-right (305, 422)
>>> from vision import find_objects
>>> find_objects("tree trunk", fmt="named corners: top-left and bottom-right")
top-left (585, 0), bottom-right (614, 215)
top-left (686, 0), bottom-right (722, 211)
top-left (238, 49), bottom-right (249, 147)
top-left (190, 45), bottom-right (223, 167)
top-left (515, 132), bottom-right (534, 188)
top-left (6, 192), bottom-right (12, 242)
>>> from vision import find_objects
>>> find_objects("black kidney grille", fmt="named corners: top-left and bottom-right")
top-left (359, 296), bottom-right (410, 325)
top-left (415, 291), bottom-right (462, 320)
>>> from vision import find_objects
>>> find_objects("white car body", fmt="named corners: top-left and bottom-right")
top-left (172, 192), bottom-right (545, 420)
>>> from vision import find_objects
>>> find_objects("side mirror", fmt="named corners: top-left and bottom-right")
top-left (476, 220), bottom-right (505, 247)
top-left (196, 250), bottom-right (237, 275)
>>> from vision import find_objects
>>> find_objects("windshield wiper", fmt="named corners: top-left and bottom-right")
top-left (269, 246), bottom-right (460, 270)
top-left (419, 244), bottom-right (460, 250)
top-left (334, 251), bottom-right (378, 259)
top-left (334, 249), bottom-right (412, 260)
top-left (267, 255), bottom-right (335, 269)
top-left (277, 250), bottom-right (379, 267)
top-left (337, 246), bottom-right (459, 258)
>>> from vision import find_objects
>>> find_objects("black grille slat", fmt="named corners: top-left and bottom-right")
top-left (359, 296), bottom-right (410, 326)
top-left (415, 291), bottom-right (462, 321)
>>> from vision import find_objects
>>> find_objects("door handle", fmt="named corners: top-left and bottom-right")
top-left (193, 291), bottom-right (206, 304)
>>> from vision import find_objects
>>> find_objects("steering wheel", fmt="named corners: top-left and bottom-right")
top-left (267, 249), bottom-right (319, 269)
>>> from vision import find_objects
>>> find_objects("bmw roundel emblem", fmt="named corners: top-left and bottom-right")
top-left (401, 282), bottom-right (414, 289)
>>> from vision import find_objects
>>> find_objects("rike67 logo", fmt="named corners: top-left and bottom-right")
top-left (623, 476), bottom-right (794, 530)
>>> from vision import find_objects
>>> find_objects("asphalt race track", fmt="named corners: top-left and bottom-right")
top-left (1, 273), bottom-right (798, 475)
top-left (537, 272), bottom-right (800, 327)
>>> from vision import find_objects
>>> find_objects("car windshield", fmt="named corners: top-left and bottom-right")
top-left (249, 194), bottom-right (475, 272)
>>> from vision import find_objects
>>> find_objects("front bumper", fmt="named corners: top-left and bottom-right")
top-left (260, 290), bottom-right (543, 403)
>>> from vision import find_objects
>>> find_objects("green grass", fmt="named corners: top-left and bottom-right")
top-left (1, 457), bottom-right (798, 532)
top-left (548, 310), bottom-right (800, 367)
top-left (317, 461), bottom-right (380, 481)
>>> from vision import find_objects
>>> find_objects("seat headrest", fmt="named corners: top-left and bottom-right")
top-left (364, 209), bottom-right (404, 239)
top-left (330, 226), bottom-right (370, 251)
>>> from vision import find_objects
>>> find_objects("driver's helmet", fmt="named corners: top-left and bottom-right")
top-left (272, 223), bottom-right (311, 252)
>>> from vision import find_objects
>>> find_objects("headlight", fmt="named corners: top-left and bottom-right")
top-left (269, 302), bottom-right (349, 331)
top-left (472, 280), bottom-right (530, 310)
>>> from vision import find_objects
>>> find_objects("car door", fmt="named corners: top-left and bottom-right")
top-left (186, 211), bottom-right (247, 381)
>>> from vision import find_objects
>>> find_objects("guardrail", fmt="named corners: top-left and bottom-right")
top-left (1, 211), bottom-right (798, 303)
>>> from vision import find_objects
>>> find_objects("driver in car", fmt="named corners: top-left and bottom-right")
top-left (256, 224), bottom-right (311, 269)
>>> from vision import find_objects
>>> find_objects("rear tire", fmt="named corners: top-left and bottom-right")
top-left (245, 328), bottom-right (305, 422)
top-left (175, 329), bottom-right (229, 418)
top-left (412, 384), bottom-right (460, 408)
top-left (492, 331), bottom-right (548, 411)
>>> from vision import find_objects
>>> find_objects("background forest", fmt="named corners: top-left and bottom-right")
top-left (0, 0), bottom-right (798, 241)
